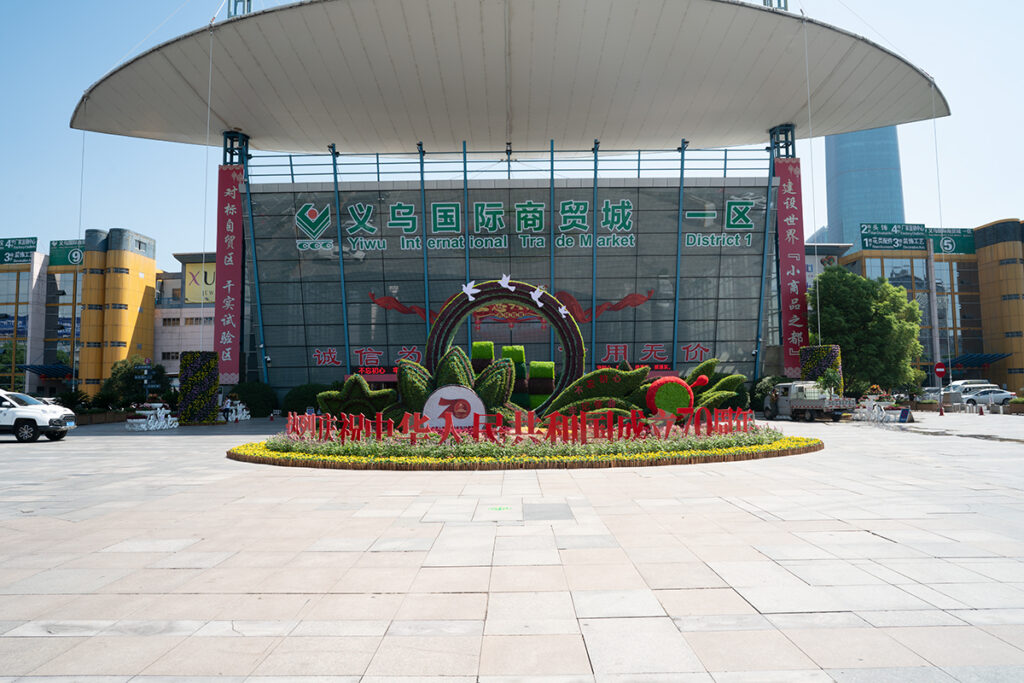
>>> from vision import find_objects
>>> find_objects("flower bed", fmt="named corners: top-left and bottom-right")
top-left (227, 430), bottom-right (823, 471)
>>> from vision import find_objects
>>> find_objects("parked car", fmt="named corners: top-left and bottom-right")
top-left (961, 384), bottom-right (1000, 396)
top-left (0, 389), bottom-right (77, 442)
top-left (964, 388), bottom-right (1014, 406)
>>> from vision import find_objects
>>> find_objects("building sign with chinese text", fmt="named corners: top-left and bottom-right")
top-left (48, 240), bottom-right (84, 267)
top-left (775, 159), bottom-right (808, 378)
top-left (184, 262), bottom-right (216, 304)
top-left (0, 237), bottom-right (37, 265)
top-left (860, 223), bottom-right (974, 254)
top-left (214, 165), bottom-right (244, 385)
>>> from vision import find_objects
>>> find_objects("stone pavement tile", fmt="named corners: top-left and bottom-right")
top-left (711, 672), bottom-right (833, 683)
top-left (896, 582), bottom-right (971, 610)
top-left (952, 558), bottom-right (1024, 582)
top-left (101, 538), bottom-right (199, 553)
top-left (100, 620), bottom-right (205, 636)
top-left (0, 621), bottom-right (23, 634)
top-left (480, 676), bottom-right (595, 683)
top-left (732, 584), bottom-right (843, 614)
top-left (333, 566), bottom-right (419, 593)
top-left (941, 665), bottom-right (1024, 682)
top-left (765, 612), bottom-right (868, 629)
top-left (362, 677), bottom-right (471, 683)
top-left (982, 624), bottom-right (1024, 649)
top-left (0, 552), bottom-right (78, 569)
top-left (306, 537), bottom-right (376, 552)
top-left (57, 552), bottom-right (168, 569)
top-left (684, 629), bottom-right (816, 673)
top-left (826, 668), bottom-right (955, 682)
top-left (490, 565), bottom-right (568, 592)
top-left (778, 560), bottom-right (886, 586)
top-left (564, 564), bottom-right (646, 591)
top-left (251, 635), bottom-right (380, 676)
top-left (303, 593), bottom-right (404, 621)
top-left (582, 617), bottom-right (703, 674)
top-left (410, 566), bottom-right (491, 593)
top-left (485, 591), bottom-right (579, 635)
top-left (363, 635), bottom-right (480, 676)
top-left (147, 551), bottom-right (234, 569)
top-left (673, 614), bottom-right (774, 632)
top-left (685, 544), bottom-right (767, 562)
top-left (352, 550), bottom-right (428, 568)
top-left (655, 588), bottom-right (757, 617)
top-left (572, 589), bottom-right (665, 618)
top-left (98, 568), bottom-right (205, 593)
top-left (395, 592), bottom-right (488, 620)
top-left (820, 585), bottom-right (934, 611)
top-left (704, 561), bottom-right (805, 588)
top-left (387, 620), bottom-right (483, 636)
top-left (493, 548), bottom-right (563, 566)
top-left (5, 620), bottom-right (111, 637)
top-left (754, 544), bottom-right (838, 560)
top-left (952, 609), bottom-right (1024, 625)
top-left (0, 568), bottom-right (132, 595)
top-left (855, 610), bottom-right (965, 627)
top-left (882, 626), bottom-right (1024, 666)
top-left (290, 620), bottom-right (389, 636)
top-left (31, 635), bottom-right (185, 675)
top-left (479, 634), bottom-right (592, 675)
top-left (931, 582), bottom-right (1024, 609)
top-left (216, 551), bottom-right (299, 568)
top-left (369, 536), bottom-right (436, 552)
top-left (0, 637), bottom-right (86, 676)
top-left (112, 593), bottom-right (232, 621)
top-left (423, 549), bottom-right (495, 567)
top-left (877, 558), bottom-right (992, 584)
top-left (636, 562), bottom-right (728, 590)
top-left (141, 635), bottom-right (278, 676)
top-left (193, 620), bottom-right (296, 637)
top-left (172, 567), bottom-right (277, 594)
top-left (625, 545), bottom-right (701, 564)
top-left (256, 567), bottom-right (345, 593)
top-left (215, 594), bottom-right (316, 621)
top-left (37, 593), bottom-right (154, 620)
top-left (0, 595), bottom-right (73, 620)
top-left (555, 535), bottom-right (619, 549)
top-left (782, 627), bottom-right (928, 668)
top-left (559, 548), bottom-right (631, 565)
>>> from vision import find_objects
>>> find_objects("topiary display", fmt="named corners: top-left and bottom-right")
top-left (708, 374), bottom-right (746, 395)
top-left (557, 397), bottom-right (640, 415)
top-left (434, 346), bottom-right (475, 389)
top-left (800, 345), bottom-right (844, 395)
top-left (471, 340), bottom-right (494, 374)
top-left (544, 366), bottom-right (650, 416)
top-left (317, 374), bottom-right (397, 419)
top-left (396, 359), bottom-right (434, 413)
top-left (696, 390), bottom-right (739, 410)
top-left (474, 359), bottom-right (515, 409)
top-left (684, 358), bottom-right (718, 385)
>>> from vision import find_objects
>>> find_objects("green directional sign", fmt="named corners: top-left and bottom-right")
top-left (49, 239), bottom-right (85, 267)
top-left (0, 237), bottom-right (37, 264)
top-left (860, 224), bottom-right (974, 254)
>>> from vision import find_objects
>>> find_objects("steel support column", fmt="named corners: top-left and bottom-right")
top-left (591, 139), bottom-right (599, 372)
top-left (418, 142), bottom-right (430, 337)
top-left (671, 139), bottom-right (688, 372)
top-left (549, 140), bottom-right (556, 362)
top-left (463, 141), bottom-right (471, 351)
top-left (329, 143), bottom-right (352, 376)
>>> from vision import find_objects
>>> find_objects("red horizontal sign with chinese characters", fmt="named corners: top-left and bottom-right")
top-left (215, 165), bottom-right (244, 385)
top-left (775, 158), bottom-right (808, 378)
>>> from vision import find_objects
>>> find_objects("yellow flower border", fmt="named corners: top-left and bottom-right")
top-left (227, 436), bottom-right (823, 471)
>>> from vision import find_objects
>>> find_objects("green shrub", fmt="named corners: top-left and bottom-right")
top-left (56, 389), bottom-right (89, 412)
top-left (90, 387), bottom-right (120, 411)
top-left (316, 375), bottom-right (397, 418)
top-left (545, 366), bottom-right (650, 415)
top-left (1010, 397), bottom-right (1024, 405)
top-left (696, 390), bottom-right (738, 409)
top-left (230, 381), bottom-right (278, 417)
top-left (501, 345), bottom-right (526, 363)
top-left (281, 383), bottom-right (330, 414)
top-left (721, 382), bottom-right (750, 410)
top-left (434, 346), bottom-right (475, 388)
top-left (752, 376), bottom-right (787, 407)
top-left (684, 359), bottom-right (718, 385)
top-left (474, 358), bottom-right (515, 409)
top-left (471, 341), bottom-right (494, 360)
top-left (397, 360), bottom-right (433, 413)
top-left (708, 374), bottom-right (746, 394)
top-left (529, 361), bottom-right (555, 379)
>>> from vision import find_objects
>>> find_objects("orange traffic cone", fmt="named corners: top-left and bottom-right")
top-left (978, 405), bottom-right (984, 416)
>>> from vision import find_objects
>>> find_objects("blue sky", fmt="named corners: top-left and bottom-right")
top-left (2, 1), bottom-right (1021, 272)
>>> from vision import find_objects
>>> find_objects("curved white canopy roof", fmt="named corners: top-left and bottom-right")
top-left (71, 0), bottom-right (949, 154)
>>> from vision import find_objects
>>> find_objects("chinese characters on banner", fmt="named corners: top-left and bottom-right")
top-left (774, 158), bottom-right (807, 378)
top-left (215, 165), bottom-right (244, 385)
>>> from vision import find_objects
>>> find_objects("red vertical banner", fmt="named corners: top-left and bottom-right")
top-left (215, 165), bottom-right (244, 385)
top-left (774, 158), bottom-right (807, 378)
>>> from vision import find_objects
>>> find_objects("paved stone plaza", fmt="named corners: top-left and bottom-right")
top-left (1, 413), bottom-right (1024, 681)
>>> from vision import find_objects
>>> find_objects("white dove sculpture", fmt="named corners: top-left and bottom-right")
top-left (462, 280), bottom-right (481, 301)
top-left (558, 305), bottom-right (569, 319)
top-left (530, 288), bottom-right (544, 307)
top-left (498, 274), bottom-right (516, 291)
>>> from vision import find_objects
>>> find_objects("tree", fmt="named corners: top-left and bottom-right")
top-left (99, 355), bottom-right (170, 408)
top-left (807, 266), bottom-right (924, 392)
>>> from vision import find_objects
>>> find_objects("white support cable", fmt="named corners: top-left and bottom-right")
top-left (801, 11), bottom-right (823, 344)
top-left (111, 0), bottom-right (195, 73)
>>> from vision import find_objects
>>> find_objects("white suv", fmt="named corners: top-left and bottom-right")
top-left (0, 390), bottom-right (77, 442)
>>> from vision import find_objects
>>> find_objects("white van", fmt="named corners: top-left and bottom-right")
top-left (947, 379), bottom-right (990, 391)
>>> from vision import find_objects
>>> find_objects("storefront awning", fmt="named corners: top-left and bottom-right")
top-left (17, 364), bottom-right (74, 379)
top-left (948, 353), bottom-right (1011, 369)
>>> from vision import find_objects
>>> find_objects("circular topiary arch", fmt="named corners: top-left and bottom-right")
top-left (424, 279), bottom-right (585, 413)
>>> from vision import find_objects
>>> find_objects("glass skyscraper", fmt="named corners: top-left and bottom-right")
top-left (825, 126), bottom-right (905, 250)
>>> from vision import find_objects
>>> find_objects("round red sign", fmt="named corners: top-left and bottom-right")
top-left (934, 362), bottom-right (947, 378)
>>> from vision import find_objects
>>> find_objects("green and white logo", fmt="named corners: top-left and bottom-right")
top-left (725, 200), bottom-right (755, 230)
top-left (295, 204), bottom-right (334, 251)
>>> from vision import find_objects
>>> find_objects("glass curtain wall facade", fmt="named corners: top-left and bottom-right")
top-left (0, 269), bottom-right (29, 390)
top-left (243, 176), bottom-right (777, 394)
top-left (826, 126), bottom-right (905, 250)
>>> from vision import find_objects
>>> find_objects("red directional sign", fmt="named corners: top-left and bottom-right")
top-left (934, 362), bottom-right (947, 378)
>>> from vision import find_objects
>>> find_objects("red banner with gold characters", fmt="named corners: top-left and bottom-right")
top-left (774, 158), bottom-right (807, 378)
top-left (215, 165), bottom-right (244, 385)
